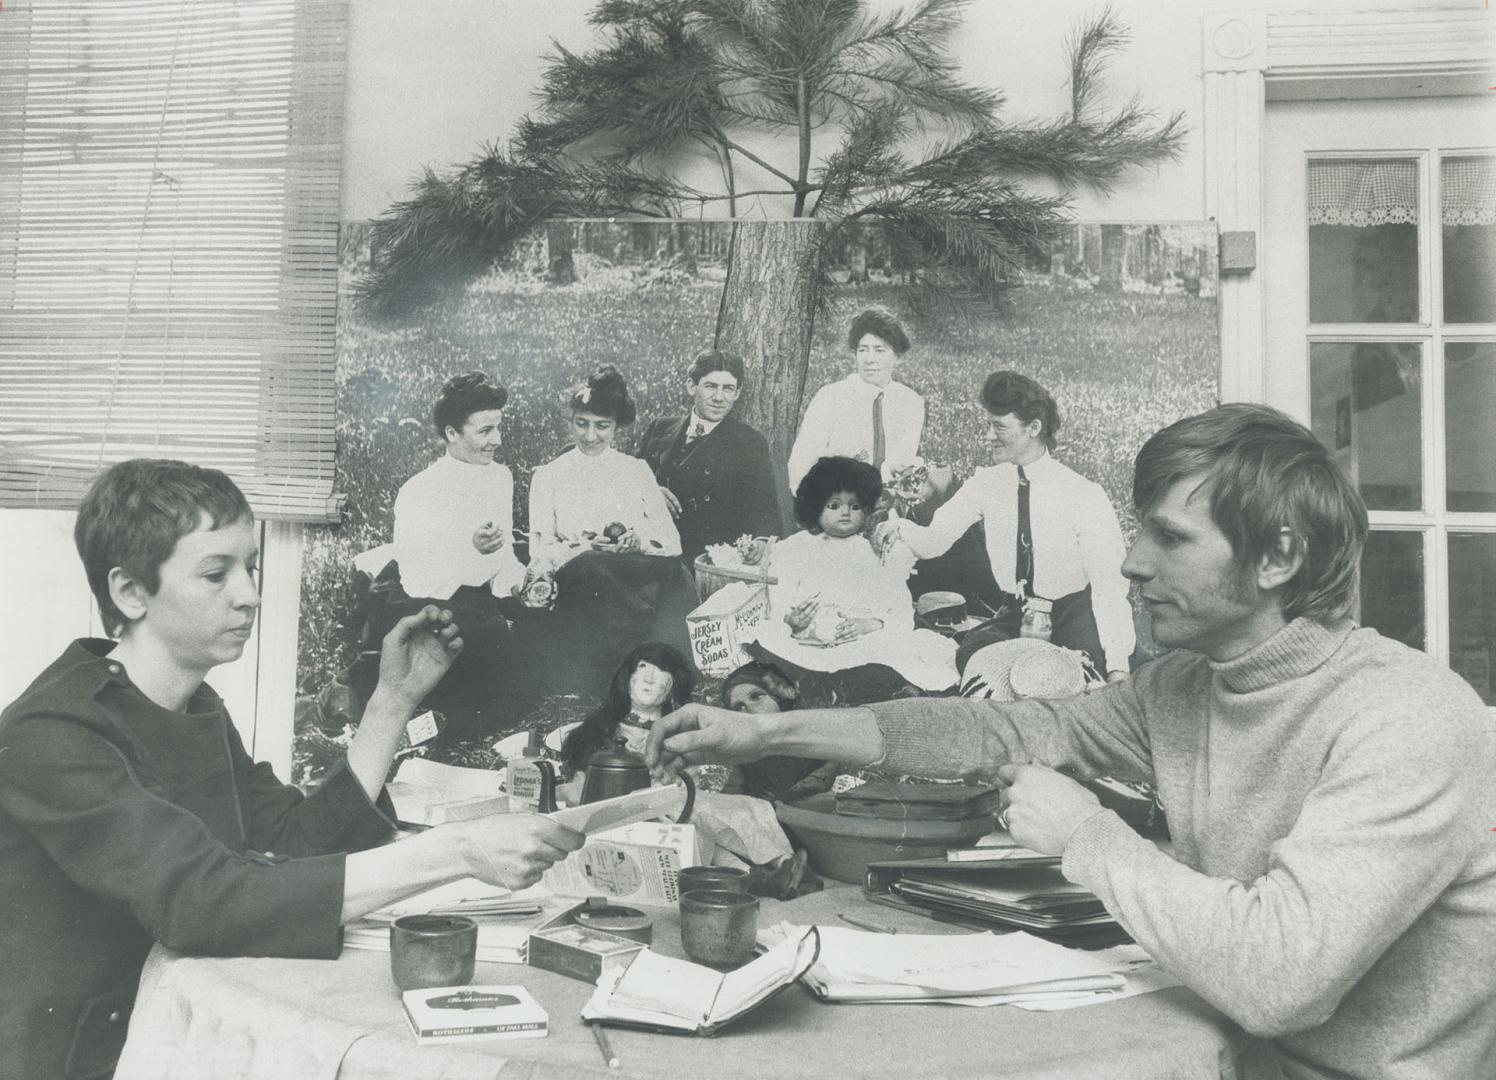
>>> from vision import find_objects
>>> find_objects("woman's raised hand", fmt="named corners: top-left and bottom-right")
top-left (376, 606), bottom-right (463, 712)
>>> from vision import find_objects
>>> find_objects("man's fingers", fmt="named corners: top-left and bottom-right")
top-left (995, 763), bottom-right (1022, 785)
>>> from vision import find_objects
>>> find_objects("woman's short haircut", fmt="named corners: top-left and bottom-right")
top-left (720, 660), bottom-right (800, 710)
top-left (568, 364), bottom-right (637, 426)
top-left (1132, 403), bottom-right (1369, 625)
top-left (687, 349), bottom-right (744, 386)
top-left (793, 455), bottom-right (882, 532)
top-left (432, 372), bottom-right (509, 438)
top-left (74, 458), bottom-right (253, 637)
top-left (981, 371), bottom-right (1060, 450)
top-left (846, 306), bottom-right (910, 355)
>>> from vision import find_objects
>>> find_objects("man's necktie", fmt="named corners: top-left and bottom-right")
top-left (1015, 465), bottom-right (1034, 596)
top-left (872, 392), bottom-right (886, 468)
top-left (686, 420), bottom-right (705, 445)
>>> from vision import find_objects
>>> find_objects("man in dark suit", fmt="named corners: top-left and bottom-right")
top-left (639, 349), bottom-right (783, 562)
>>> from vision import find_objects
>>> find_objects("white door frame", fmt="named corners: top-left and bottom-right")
top-left (1201, 7), bottom-right (1495, 403)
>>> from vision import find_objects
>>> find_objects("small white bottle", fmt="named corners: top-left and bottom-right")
top-left (506, 729), bottom-right (546, 812)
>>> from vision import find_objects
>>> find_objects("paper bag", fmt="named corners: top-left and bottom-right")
top-left (686, 582), bottom-right (770, 676)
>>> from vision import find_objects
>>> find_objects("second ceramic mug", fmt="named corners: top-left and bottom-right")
top-left (679, 889), bottom-right (759, 968)
top-left (389, 914), bottom-right (478, 992)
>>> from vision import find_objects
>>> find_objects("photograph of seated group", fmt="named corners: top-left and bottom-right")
top-left (1, 2), bottom-right (1493, 1080)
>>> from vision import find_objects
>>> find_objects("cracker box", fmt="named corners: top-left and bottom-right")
top-left (686, 582), bottom-right (770, 677)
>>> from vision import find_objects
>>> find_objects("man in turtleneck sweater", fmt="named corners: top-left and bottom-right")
top-left (646, 404), bottom-right (1496, 1080)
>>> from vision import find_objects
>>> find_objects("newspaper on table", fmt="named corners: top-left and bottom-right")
top-left (757, 923), bottom-right (1179, 1008)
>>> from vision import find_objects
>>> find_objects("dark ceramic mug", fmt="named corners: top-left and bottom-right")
top-left (389, 914), bottom-right (478, 992)
top-left (679, 889), bottom-right (760, 968)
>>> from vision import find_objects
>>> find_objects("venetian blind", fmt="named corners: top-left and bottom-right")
top-left (0, 0), bottom-right (347, 521)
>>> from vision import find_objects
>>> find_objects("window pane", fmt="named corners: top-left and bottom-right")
top-left (1310, 341), bottom-right (1422, 510)
top-left (1359, 531), bottom-right (1424, 651)
top-left (1445, 342), bottom-right (1496, 512)
top-left (1449, 532), bottom-right (1496, 706)
top-left (1441, 156), bottom-right (1496, 324)
top-left (1309, 159), bottom-right (1419, 324)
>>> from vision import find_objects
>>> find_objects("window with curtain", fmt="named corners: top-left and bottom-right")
top-left (1305, 152), bottom-right (1496, 705)
top-left (0, 0), bottom-right (347, 521)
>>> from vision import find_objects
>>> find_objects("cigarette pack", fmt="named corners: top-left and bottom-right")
top-left (401, 984), bottom-right (548, 1043)
top-left (528, 922), bottom-right (645, 984)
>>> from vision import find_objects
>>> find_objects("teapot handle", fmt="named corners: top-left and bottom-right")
top-left (674, 770), bottom-right (695, 826)
top-left (533, 760), bottom-right (559, 815)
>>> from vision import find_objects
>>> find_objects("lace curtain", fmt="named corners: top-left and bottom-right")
top-left (1309, 157), bottom-right (1496, 228)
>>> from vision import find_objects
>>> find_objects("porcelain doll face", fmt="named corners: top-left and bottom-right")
top-left (628, 660), bottom-right (675, 713)
top-left (818, 490), bottom-right (868, 539)
top-left (571, 409), bottom-right (618, 456)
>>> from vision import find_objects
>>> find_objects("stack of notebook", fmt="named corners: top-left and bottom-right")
top-left (865, 860), bottom-right (1124, 945)
top-left (344, 879), bottom-right (570, 964)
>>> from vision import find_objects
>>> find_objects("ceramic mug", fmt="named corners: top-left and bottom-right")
top-left (677, 865), bottom-right (751, 896)
top-left (679, 889), bottom-right (760, 968)
top-left (389, 914), bottom-right (478, 991)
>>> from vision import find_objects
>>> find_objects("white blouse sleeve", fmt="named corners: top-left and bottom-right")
top-left (527, 460), bottom-right (564, 568)
top-left (628, 456), bottom-right (681, 557)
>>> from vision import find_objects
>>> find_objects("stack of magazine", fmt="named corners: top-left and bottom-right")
top-left (344, 879), bottom-right (570, 964)
top-left (865, 859), bottom-right (1123, 944)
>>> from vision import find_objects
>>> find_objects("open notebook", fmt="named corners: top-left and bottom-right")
top-left (581, 928), bottom-right (820, 1035)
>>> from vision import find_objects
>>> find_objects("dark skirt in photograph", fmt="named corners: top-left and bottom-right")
top-left (357, 561), bottom-right (546, 742)
top-left (538, 551), bottom-right (700, 702)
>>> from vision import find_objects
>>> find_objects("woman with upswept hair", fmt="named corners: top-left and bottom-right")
top-left (527, 365), bottom-right (697, 701)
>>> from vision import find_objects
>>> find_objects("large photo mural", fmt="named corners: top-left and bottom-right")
top-left (293, 218), bottom-right (1219, 781)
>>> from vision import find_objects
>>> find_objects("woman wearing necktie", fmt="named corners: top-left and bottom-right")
top-left (786, 307), bottom-right (925, 493)
top-left (884, 371), bottom-right (1135, 682)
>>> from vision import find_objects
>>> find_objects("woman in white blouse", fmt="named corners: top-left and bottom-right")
top-left (528, 366), bottom-right (681, 569)
top-left (528, 366), bottom-right (695, 699)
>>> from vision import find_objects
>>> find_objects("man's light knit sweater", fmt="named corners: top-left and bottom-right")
top-left (869, 618), bottom-right (1496, 1080)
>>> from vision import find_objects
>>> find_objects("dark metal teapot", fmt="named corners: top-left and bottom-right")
top-left (534, 750), bottom-right (694, 823)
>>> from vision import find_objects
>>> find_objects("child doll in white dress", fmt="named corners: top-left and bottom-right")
top-left (751, 456), bottom-right (957, 698)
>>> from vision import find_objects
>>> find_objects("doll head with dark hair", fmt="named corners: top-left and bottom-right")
top-left (560, 642), bottom-right (695, 774)
top-left (793, 455), bottom-right (882, 536)
top-left (721, 660), bottom-right (800, 715)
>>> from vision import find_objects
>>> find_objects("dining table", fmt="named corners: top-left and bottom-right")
top-left (116, 885), bottom-right (1252, 1080)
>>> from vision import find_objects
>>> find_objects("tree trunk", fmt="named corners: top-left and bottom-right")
top-left (713, 219), bottom-right (821, 494)
top-left (1099, 225), bottom-right (1125, 292)
top-left (545, 222), bottom-right (576, 285)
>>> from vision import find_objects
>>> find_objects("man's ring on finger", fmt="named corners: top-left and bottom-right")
top-left (998, 809), bottom-right (1011, 830)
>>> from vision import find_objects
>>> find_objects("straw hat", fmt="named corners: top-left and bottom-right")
top-left (957, 638), bottom-right (1098, 702)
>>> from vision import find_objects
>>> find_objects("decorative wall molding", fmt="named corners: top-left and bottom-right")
top-left (1201, 6), bottom-right (1496, 403)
